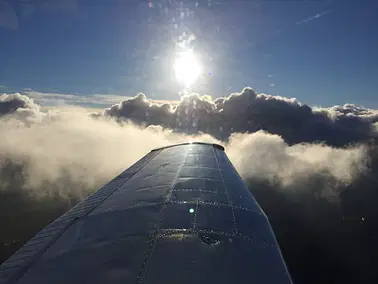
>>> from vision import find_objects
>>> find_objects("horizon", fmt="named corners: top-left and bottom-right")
top-left (1, 0), bottom-right (377, 108)
top-left (3, 86), bottom-right (378, 111)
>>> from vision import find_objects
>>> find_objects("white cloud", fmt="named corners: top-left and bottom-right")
top-left (0, 91), bottom-right (372, 200)
top-left (296, 10), bottom-right (331, 25)
top-left (227, 131), bottom-right (368, 197)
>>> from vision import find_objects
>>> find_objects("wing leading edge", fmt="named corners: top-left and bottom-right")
top-left (0, 142), bottom-right (292, 284)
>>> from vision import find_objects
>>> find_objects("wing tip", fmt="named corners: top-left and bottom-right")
top-left (151, 142), bottom-right (225, 152)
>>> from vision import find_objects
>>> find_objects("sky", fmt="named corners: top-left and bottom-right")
top-left (0, 0), bottom-right (377, 107)
top-left (1, 3), bottom-right (378, 281)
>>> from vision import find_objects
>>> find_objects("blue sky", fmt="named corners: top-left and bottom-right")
top-left (0, 0), bottom-right (377, 107)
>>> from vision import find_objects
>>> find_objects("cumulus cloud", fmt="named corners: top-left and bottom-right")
top-left (227, 131), bottom-right (368, 198)
top-left (0, 93), bottom-right (42, 122)
top-left (104, 93), bottom-right (175, 128)
top-left (0, 93), bottom-right (219, 198)
top-left (103, 87), bottom-right (378, 146)
top-left (0, 90), bottom-right (372, 201)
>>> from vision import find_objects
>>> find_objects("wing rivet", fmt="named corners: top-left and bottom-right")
top-left (201, 234), bottom-right (220, 245)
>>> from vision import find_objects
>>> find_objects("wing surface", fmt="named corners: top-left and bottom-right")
top-left (0, 142), bottom-right (292, 284)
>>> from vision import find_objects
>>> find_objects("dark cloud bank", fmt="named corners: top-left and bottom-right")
top-left (1, 89), bottom-right (378, 284)
top-left (103, 88), bottom-right (378, 146)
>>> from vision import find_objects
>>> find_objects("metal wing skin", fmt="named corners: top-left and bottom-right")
top-left (0, 142), bottom-right (292, 284)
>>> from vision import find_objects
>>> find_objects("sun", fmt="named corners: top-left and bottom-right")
top-left (174, 50), bottom-right (202, 88)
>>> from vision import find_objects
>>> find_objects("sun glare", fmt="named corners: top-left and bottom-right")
top-left (174, 50), bottom-right (202, 88)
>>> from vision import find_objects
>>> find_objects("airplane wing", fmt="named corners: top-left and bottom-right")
top-left (0, 142), bottom-right (292, 284)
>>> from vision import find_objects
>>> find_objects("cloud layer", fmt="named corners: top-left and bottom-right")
top-left (23, 91), bottom-right (131, 108)
top-left (1, 90), bottom-right (378, 283)
top-left (0, 89), bottom-right (374, 198)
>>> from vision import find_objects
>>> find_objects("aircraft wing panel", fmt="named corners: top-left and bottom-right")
top-left (0, 142), bottom-right (292, 284)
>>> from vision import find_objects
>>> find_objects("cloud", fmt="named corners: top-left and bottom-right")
top-left (0, 111), bottom-right (171, 198)
top-left (23, 91), bottom-right (132, 108)
top-left (296, 10), bottom-right (331, 25)
top-left (0, 89), bottom-right (373, 207)
top-left (1, 90), bottom-right (377, 282)
top-left (22, 91), bottom-right (180, 110)
top-left (0, 93), bottom-right (41, 122)
top-left (102, 87), bottom-right (378, 146)
top-left (227, 131), bottom-right (368, 198)
top-left (0, 90), bottom-right (372, 199)
top-left (0, 93), bottom-right (218, 198)
top-left (104, 93), bottom-right (176, 128)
